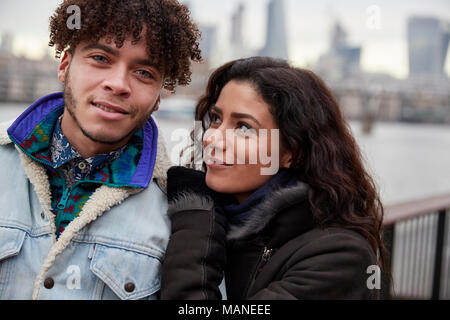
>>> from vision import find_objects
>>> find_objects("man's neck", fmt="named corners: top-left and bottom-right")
top-left (60, 111), bottom-right (131, 159)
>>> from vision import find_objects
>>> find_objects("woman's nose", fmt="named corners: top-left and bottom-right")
top-left (203, 127), bottom-right (226, 153)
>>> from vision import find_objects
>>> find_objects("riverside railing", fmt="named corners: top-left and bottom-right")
top-left (381, 193), bottom-right (450, 299)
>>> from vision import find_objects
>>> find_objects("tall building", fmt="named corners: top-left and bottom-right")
top-left (198, 25), bottom-right (217, 62)
top-left (330, 22), bottom-right (361, 72)
top-left (230, 4), bottom-right (244, 50)
top-left (408, 16), bottom-right (449, 77)
top-left (230, 3), bottom-right (252, 60)
top-left (315, 21), bottom-right (361, 80)
top-left (259, 0), bottom-right (288, 60)
top-left (0, 33), bottom-right (14, 57)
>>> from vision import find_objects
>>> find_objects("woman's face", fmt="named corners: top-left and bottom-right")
top-left (203, 80), bottom-right (292, 203)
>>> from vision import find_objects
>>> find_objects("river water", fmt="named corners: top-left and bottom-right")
top-left (1, 102), bottom-right (450, 206)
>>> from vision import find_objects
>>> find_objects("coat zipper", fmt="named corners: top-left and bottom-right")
top-left (259, 247), bottom-right (274, 273)
top-left (57, 188), bottom-right (71, 210)
top-left (247, 246), bottom-right (274, 295)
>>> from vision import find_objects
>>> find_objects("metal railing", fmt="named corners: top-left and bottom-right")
top-left (382, 193), bottom-right (450, 299)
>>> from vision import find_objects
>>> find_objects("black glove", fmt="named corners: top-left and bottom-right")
top-left (166, 166), bottom-right (237, 207)
top-left (162, 166), bottom-right (232, 300)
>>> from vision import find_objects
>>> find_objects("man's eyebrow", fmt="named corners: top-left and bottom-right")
top-left (82, 43), bottom-right (119, 57)
top-left (82, 43), bottom-right (161, 71)
top-left (211, 105), bottom-right (262, 127)
top-left (132, 58), bottom-right (161, 71)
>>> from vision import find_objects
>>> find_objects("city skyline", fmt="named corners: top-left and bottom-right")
top-left (0, 0), bottom-right (449, 78)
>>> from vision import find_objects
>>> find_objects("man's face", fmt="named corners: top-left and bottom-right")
top-left (57, 35), bottom-right (163, 146)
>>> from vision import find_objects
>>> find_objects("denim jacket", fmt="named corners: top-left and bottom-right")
top-left (0, 93), bottom-right (172, 300)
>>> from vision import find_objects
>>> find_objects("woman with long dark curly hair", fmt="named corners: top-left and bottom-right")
top-left (161, 56), bottom-right (388, 300)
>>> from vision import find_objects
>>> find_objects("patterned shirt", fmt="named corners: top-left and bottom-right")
top-left (50, 116), bottom-right (126, 188)
top-left (18, 107), bottom-right (144, 238)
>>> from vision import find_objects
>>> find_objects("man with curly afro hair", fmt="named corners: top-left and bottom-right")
top-left (0, 0), bottom-right (202, 300)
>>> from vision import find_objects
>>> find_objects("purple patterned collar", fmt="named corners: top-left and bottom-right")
top-left (7, 92), bottom-right (159, 189)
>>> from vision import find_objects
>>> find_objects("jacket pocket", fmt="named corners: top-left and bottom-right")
top-left (90, 243), bottom-right (161, 300)
top-left (0, 226), bottom-right (27, 296)
top-left (0, 226), bottom-right (26, 261)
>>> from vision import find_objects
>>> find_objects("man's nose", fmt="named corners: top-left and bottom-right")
top-left (102, 65), bottom-right (131, 97)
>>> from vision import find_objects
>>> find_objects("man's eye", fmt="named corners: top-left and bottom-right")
top-left (91, 55), bottom-right (108, 63)
top-left (136, 70), bottom-right (153, 79)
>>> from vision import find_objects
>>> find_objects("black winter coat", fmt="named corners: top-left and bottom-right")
top-left (160, 181), bottom-right (379, 300)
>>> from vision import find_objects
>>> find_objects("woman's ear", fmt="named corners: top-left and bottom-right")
top-left (280, 150), bottom-right (293, 169)
top-left (57, 51), bottom-right (72, 84)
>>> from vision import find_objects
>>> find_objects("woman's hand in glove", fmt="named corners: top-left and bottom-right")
top-left (161, 166), bottom-right (233, 300)
top-left (166, 166), bottom-right (237, 207)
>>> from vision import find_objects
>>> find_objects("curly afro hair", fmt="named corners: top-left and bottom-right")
top-left (49, 0), bottom-right (202, 91)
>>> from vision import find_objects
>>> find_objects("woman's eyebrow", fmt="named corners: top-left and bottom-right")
top-left (211, 105), bottom-right (261, 127)
top-left (230, 112), bottom-right (261, 127)
top-left (210, 105), bottom-right (222, 114)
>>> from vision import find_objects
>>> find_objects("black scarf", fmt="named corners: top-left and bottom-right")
top-left (223, 169), bottom-right (299, 225)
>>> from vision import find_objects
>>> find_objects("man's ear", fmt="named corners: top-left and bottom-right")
top-left (57, 51), bottom-right (72, 84)
top-left (153, 95), bottom-right (161, 111)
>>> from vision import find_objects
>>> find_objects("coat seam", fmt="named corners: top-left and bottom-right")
top-left (201, 207), bottom-right (215, 300)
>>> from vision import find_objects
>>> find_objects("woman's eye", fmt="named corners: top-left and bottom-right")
top-left (209, 113), bottom-right (222, 126)
top-left (238, 123), bottom-right (252, 133)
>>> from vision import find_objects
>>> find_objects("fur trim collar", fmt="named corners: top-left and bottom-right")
top-left (167, 181), bottom-right (310, 241)
top-left (0, 120), bottom-right (14, 145)
top-left (227, 182), bottom-right (310, 240)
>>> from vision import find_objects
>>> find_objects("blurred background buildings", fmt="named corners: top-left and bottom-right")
top-left (181, 0), bottom-right (450, 125)
top-left (0, 0), bottom-right (449, 125)
top-left (0, 32), bottom-right (61, 102)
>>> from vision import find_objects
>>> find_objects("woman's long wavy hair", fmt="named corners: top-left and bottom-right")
top-left (185, 56), bottom-right (388, 271)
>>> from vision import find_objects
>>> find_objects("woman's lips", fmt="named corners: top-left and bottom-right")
top-left (205, 157), bottom-right (233, 169)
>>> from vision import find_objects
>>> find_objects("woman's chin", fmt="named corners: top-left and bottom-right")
top-left (205, 178), bottom-right (225, 193)
top-left (206, 176), bottom-right (234, 194)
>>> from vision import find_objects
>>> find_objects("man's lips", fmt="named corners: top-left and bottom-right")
top-left (91, 101), bottom-right (129, 114)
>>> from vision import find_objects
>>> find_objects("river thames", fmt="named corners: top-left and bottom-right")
top-left (1, 102), bottom-right (450, 206)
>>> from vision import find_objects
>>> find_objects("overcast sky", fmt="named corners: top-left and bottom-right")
top-left (0, 0), bottom-right (449, 78)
